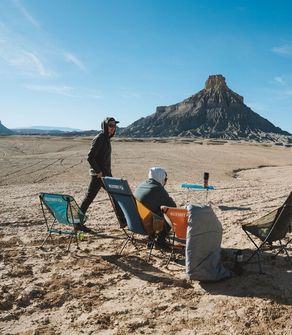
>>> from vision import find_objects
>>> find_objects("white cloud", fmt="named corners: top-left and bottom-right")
top-left (274, 76), bottom-right (285, 85)
top-left (24, 84), bottom-right (75, 96)
top-left (119, 87), bottom-right (160, 99)
top-left (64, 52), bottom-right (86, 71)
top-left (12, 0), bottom-right (40, 28)
top-left (21, 51), bottom-right (52, 77)
top-left (0, 7), bottom-right (85, 79)
top-left (282, 90), bottom-right (292, 96)
top-left (266, 88), bottom-right (292, 100)
top-left (120, 89), bottom-right (141, 99)
top-left (24, 84), bottom-right (104, 99)
top-left (0, 22), bottom-right (54, 77)
top-left (0, 45), bottom-right (54, 77)
top-left (272, 44), bottom-right (292, 56)
top-left (81, 88), bottom-right (103, 99)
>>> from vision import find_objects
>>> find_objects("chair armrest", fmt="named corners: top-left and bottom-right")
top-left (160, 205), bottom-right (167, 213)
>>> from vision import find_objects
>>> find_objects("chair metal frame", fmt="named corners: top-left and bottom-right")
top-left (161, 206), bottom-right (188, 265)
top-left (102, 177), bottom-right (164, 260)
top-left (242, 192), bottom-right (292, 272)
top-left (39, 192), bottom-right (86, 251)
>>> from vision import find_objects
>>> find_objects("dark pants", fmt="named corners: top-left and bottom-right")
top-left (80, 175), bottom-right (103, 214)
top-left (80, 175), bottom-right (126, 227)
top-left (157, 221), bottom-right (171, 242)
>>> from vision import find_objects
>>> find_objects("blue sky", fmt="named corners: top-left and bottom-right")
top-left (1, 0), bottom-right (292, 132)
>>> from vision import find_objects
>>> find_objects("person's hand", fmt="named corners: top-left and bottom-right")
top-left (96, 172), bottom-right (103, 178)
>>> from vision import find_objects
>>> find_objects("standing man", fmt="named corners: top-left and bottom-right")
top-left (77, 117), bottom-right (119, 231)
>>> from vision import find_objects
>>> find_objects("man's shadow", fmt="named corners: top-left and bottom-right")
top-left (102, 247), bottom-right (292, 305)
top-left (102, 254), bottom-right (192, 288)
top-left (86, 228), bottom-right (125, 240)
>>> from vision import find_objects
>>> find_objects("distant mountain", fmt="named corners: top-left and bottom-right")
top-left (12, 127), bottom-right (100, 136)
top-left (0, 121), bottom-right (14, 135)
top-left (13, 126), bottom-right (82, 132)
top-left (12, 125), bottom-right (124, 137)
top-left (120, 75), bottom-right (291, 141)
top-left (13, 128), bottom-right (65, 135)
top-left (31, 126), bottom-right (83, 132)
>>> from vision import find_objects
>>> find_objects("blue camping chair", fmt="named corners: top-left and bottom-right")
top-left (39, 193), bottom-right (86, 250)
top-left (102, 177), bottom-right (164, 259)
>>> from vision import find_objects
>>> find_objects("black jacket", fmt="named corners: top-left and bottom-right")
top-left (134, 179), bottom-right (176, 216)
top-left (87, 132), bottom-right (112, 176)
top-left (87, 118), bottom-right (116, 176)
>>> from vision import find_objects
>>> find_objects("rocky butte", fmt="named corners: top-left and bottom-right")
top-left (0, 121), bottom-right (14, 135)
top-left (120, 75), bottom-right (291, 141)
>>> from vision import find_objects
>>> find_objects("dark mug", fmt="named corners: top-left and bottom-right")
top-left (203, 172), bottom-right (209, 188)
top-left (233, 250), bottom-right (244, 275)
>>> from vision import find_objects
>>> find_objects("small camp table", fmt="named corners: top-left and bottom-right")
top-left (181, 183), bottom-right (215, 204)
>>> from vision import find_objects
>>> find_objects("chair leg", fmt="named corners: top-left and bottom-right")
top-left (256, 252), bottom-right (264, 274)
top-left (67, 234), bottom-right (78, 251)
top-left (244, 247), bottom-right (265, 273)
top-left (166, 249), bottom-right (174, 267)
top-left (165, 234), bottom-right (176, 266)
top-left (130, 237), bottom-right (139, 251)
top-left (75, 233), bottom-right (80, 250)
top-left (66, 232), bottom-right (80, 251)
top-left (41, 219), bottom-right (56, 248)
top-left (41, 232), bottom-right (52, 248)
top-left (119, 230), bottom-right (142, 255)
top-left (119, 237), bottom-right (130, 255)
top-left (147, 240), bottom-right (155, 261)
top-left (244, 230), bottom-right (264, 263)
top-left (67, 234), bottom-right (75, 251)
top-left (273, 239), bottom-right (291, 259)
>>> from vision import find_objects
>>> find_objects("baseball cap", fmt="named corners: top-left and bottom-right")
top-left (107, 117), bottom-right (120, 124)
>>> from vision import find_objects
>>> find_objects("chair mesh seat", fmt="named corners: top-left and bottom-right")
top-left (39, 192), bottom-right (86, 250)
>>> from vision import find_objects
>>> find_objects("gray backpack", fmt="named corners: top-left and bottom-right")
top-left (185, 204), bottom-right (231, 282)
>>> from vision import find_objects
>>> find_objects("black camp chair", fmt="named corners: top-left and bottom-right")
top-left (242, 192), bottom-right (292, 272)
top-left (39, 192), bottom-right (87, 250)
top-left (102, 177), bottom-right (164, 260)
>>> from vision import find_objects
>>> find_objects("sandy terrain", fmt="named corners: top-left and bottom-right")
top-left (0, 136), bottom-right (291, 335)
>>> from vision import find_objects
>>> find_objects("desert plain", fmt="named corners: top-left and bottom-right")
top-left (0, 135), bottom-right (292, 335)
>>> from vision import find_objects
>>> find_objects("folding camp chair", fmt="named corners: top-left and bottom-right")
top-left (242, 192), bottom-right (292, 272)
top-left (39, 192), bottom-right (86, 250)
top-left (102, 177), bottom-right (164, 260)
top-left (161, 206), bottom-right (188, 265)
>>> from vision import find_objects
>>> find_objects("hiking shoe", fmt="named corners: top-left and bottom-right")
top-left (74, 224), bottom-right (92, 233)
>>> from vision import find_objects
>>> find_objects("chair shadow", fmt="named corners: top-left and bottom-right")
top-left (102, 254), bottom-right (192, 288)
top-left (87, 229), bottom-right (125, 240)
top-left (218, 205), bottom-right (251, 211)
top-left (202, 247), bottom-right (292, 305)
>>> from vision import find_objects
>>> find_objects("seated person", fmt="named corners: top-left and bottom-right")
top-left (134, 167), bottom-right (176, 248)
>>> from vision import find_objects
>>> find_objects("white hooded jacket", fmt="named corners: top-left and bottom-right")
top-left (148, 167), bottom-right (167, 186)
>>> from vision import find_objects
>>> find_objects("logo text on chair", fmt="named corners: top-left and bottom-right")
top-left (109, 184), bottom-right (124, 191)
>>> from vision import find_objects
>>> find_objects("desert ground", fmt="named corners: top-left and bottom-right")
top-left (0, 135), bottom-right (291, 335)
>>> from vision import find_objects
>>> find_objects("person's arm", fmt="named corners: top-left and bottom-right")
top-left (161, 187), bottom-right (177, 208)
top-left (87, 135), bottom-right (104, 175)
